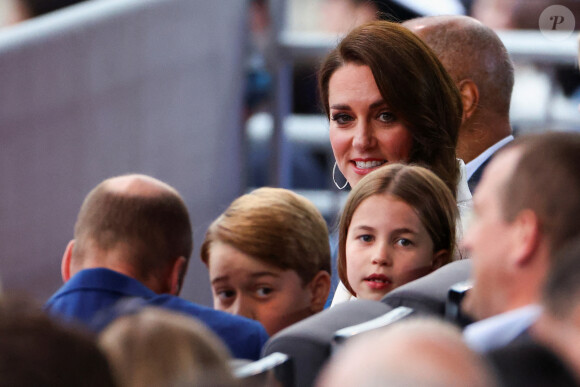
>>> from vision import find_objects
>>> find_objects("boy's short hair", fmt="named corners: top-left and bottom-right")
top-left (201, 187), bottom-right (331, 285)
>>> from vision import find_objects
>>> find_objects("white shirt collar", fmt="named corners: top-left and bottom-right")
top-left (456, 159), bottom-right (472, 205)
top-left (463, 304), bottom-right (542, 353)
top-left (465, 135), bottom-right (514, 180)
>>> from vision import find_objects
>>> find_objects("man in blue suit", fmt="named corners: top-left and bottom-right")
top-left (46, 174), bottom-right (268, 360)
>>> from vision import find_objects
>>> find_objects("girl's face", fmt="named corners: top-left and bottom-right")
top-left (345, 193), bottom-right (446, 301)
top-left (328, 63), bottom-right (413, 188)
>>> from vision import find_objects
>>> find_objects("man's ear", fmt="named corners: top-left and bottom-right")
top-left (168, 256), bottom-right (188, 296)
top-left (61, 240), bottom-right (75, 283)
top-left (511, 209), bottom-right (541, 267)
top-left (431, 249), bottom-right (450, 272)
top-left (458, 79), bottom-right (479, 122)
top-left (307, 271), bottom-right (331, 313)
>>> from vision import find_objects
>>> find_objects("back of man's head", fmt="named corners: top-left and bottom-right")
top-left (501, 132), bottom-right (580, 257)
top-left (72, 174), bottom-right (193, 285)
top-left (317, 318), bottom-right (497, 387)
top-left (542, 237), bottom-right (580, 321)
top-left (404, 15), bottom-right (514, 119)
top-left (533, 236), bottom-right (580, 382)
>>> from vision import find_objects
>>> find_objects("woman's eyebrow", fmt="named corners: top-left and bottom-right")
top-left (369, 99), bottom-right (388, 109)
top-left (330, 99), bottom-right (386, 111)
top-left (330, 103), bottom-right (351, 110)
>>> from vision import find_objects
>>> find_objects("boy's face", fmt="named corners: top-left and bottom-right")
top-left (207, 242), bottom-right (315, 336)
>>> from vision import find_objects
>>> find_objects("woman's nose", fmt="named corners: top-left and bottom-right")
top-left (352, 122), bottom-right (376, 151)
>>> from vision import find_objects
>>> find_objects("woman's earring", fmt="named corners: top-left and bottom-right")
top-left (333, 162), bottom-right (348, 190)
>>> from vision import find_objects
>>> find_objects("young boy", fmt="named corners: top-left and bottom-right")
top-left (201, 187), bottom-right (331, 336)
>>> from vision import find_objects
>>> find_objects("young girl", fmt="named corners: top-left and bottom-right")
top-left (337, 164), bottom-right (457, 301)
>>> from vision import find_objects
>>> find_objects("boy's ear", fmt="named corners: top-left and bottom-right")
top-left (431, 249), bottom-right (449, 272)
top-left (61, 240), bottom-right (75, 283)
top-left (308, 271), bottom-right (331, 313)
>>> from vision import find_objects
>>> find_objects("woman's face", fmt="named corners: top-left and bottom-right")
top-left (345, 193), bottom-right (445, 301)
top-left (328, 63), bottom-right (413, 187)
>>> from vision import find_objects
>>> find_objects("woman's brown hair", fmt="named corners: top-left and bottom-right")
top-left (337, 164), bottom-right (457, 296)
top-left (319, 20), bottom-right (463, 196)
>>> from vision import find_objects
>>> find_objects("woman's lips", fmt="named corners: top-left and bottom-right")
top-left (351, 159), bottom-right (387, 175)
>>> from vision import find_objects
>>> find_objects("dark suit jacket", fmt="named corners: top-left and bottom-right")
top-left (487, 336), bottom-right (579, 387)
top-left (467, 136), bottom-right (515, 193)
top-left (467, 156), bottom-right (493, 193)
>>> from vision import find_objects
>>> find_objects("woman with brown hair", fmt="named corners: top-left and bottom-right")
top-left (319, 20), bottom-right (471, 304)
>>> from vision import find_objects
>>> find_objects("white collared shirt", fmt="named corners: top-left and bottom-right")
top-left (463, 304), bottom-right (542, 353)
top-left (465, 135), bottom-right (514, 180)
top-left (456, 159), bottom-right (472, 228)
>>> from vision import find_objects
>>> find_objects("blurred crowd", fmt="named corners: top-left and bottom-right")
top-left (1, 1), bottom-right (580, 386)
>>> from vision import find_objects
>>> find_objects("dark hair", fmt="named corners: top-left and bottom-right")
top-left (318, 20), bottom-right (462, 196)
top-left (0, 296), bottom-right (116, 386)
top-left (338, 163), bottom-right (457, 296)
top-left (19, 0), bottom-right (88, 17)
top-left (201, 187), bottom-right (330, 285)
top-left (488, 340), bottom-right (578, 387)
top-left (73, 175), bottom-right (193, 281)
top-left (500, 132), bottom-right (580, 256)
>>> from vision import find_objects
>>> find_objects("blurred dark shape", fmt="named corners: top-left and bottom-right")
top-left (19, 0), bottom-right (89, 17)
top-left (0, 295), bottom-right (116, 387)
top-left (488, 340), bottom-right (579, 387)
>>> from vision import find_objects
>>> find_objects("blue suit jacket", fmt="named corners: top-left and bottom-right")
top-left (45, 268), bottom-right (268, 360)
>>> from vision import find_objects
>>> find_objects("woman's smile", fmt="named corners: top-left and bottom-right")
top-left (328, 64), bottom-right (413, 187)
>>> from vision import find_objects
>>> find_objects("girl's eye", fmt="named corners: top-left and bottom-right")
top-left (331, 113), bottom-right (354, 125)
top-left (256, 287), bottom-right (273, 297)
top-left (377, 111), bottom-right (396, 123)
top-left (396, 238), bottom-right (412, 247)
top-left (358, 234), bottom-right (374, 243)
